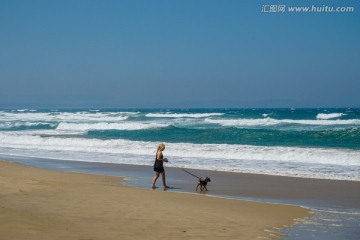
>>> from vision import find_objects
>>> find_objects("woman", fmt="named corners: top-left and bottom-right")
top-left (151, 143), bottom-right (170, 189)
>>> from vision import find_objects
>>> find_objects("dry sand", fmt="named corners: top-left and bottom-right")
top-left (0, 160), bottom-right (310, 240)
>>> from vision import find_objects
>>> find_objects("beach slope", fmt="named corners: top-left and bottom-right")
top-left (0, 160), bottom-right (309, 240)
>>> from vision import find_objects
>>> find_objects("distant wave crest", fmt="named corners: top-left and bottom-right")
top-left (205, 117), bottom-right (360, 127)
top-left (146, 113), bottom-right (224, 118)
top-left (56, 122), bottom-right (170, 131)
top-left (316, 113), bottom-right (346, 120)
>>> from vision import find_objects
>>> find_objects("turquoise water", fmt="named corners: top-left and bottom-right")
top-left (85, 108), bottom-right (360, 149)
top-left (2, 108), bottom-right (360, 148)
top-left (0, 108), bottom-right (359, 180)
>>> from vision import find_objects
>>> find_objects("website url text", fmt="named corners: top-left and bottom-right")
top-left (261, 5), bottom-right (355, 13)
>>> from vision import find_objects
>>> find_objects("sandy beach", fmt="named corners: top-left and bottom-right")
top-left (0, 160), bottom-right (310, 240)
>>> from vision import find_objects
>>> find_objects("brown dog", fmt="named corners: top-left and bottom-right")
top-left (196, 177), bottom-right (211, 192)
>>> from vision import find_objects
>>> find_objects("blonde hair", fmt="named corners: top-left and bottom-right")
top-left (157, 143), bottom-right (165, 152)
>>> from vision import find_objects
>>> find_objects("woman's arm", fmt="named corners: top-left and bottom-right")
top-left (156, 151), bottom-right (168, 162)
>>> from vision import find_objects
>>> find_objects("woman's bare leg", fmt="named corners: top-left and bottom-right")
top-left (152, 172), bottom-right (160, 188)
top-left (161, 172), bottom-right (169, 188)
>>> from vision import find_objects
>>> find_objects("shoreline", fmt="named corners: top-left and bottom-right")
top-left (3, 155), bottom-right (359, 209)
top-left (0, 160), bottom-right (311, 239)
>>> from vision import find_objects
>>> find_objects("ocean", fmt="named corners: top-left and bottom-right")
top-left (0, 108), bottom-right (359, 181)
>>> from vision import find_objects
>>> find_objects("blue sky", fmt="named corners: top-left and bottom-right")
top-left (1, 0), bottom-right (359, 108)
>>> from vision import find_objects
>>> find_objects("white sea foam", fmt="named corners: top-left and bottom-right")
top-left (0, 122), bottom-right (57, 129)
top-left (146, 113), bottom-right (224, 118)
top-left (11, 109), bottom-right (37, 112)
top-left (0, 132), bottom-right (359, 181)
top-left (56, 122), bottom-right (170, 131)
top-left (0, 111), bottom-right (132, 122)
top-left (316, 113), bottom-right (346, 120)
top-left (205, 118), bottom-right (360, 127)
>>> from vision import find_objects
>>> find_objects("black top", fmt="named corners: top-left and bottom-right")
top-left (153, 152), bottom-right (164, 173)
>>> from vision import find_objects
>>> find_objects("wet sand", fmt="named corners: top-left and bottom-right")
top-left (4, 156), bottom-right (360, 209)
top-left (0, 160), bottom-right (310, 240)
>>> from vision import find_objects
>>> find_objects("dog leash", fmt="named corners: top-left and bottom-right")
top-left (181, 168), bottom-right (200, 179)
top-left (169, 162), bottom-right (200, 179)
